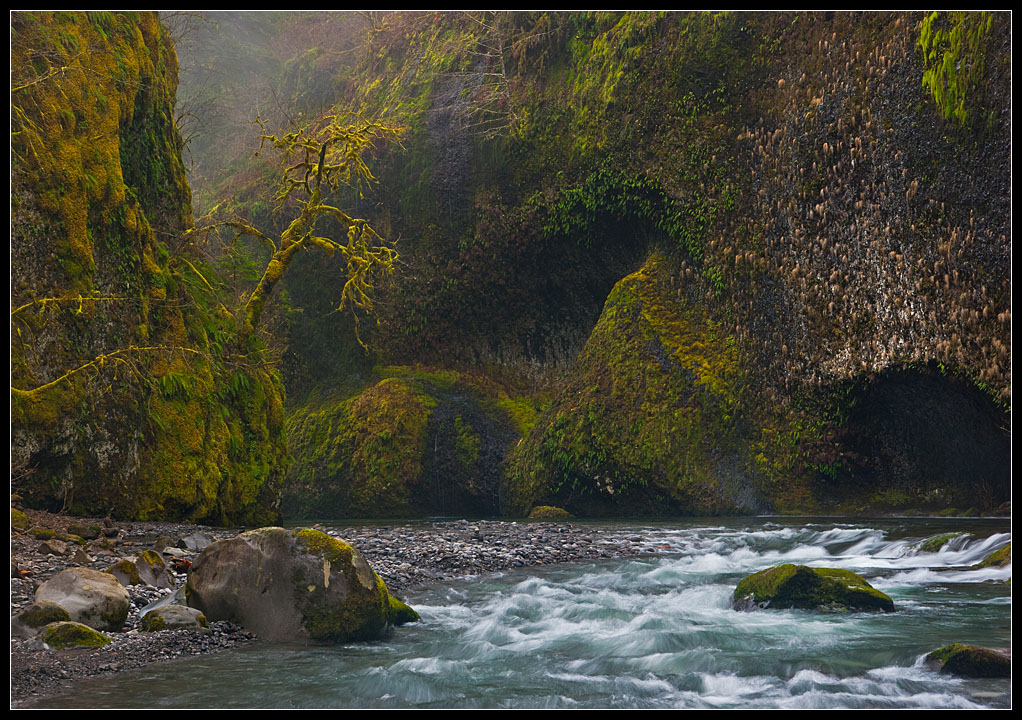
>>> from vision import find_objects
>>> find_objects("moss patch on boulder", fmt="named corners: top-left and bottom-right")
top-left (733, 564), bottom-right (895, 613)
top-left (15, 600), bottom-right (71, 629)
top-left (106, 559), bottom-right (143, 586)
top-left (12, 508), bottom-right (30, 531)
top-left (917, 532), bottom-right (969, 553)
top-left (388, 595), bottom-right (420, 626)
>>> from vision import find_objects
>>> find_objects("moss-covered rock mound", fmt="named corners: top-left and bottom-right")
top-left (39, 621), bottom-right (113, 649)
top-left (284, 367), bottom-right (522, 519)
top-left (925, 644), bottom-right (1011, 678)
top-left (732, 564), bottom-right (895, 613)
top-left (504, 254), bottom-right (807, 517)
top-left (528, 506), bottom-right (574, 520)
top-left (185, 526), bottom-right (416, 642)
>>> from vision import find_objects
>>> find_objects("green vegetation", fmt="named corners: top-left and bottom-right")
top-left (11, 12), bottom-right (287, 525)
top-left (918, 532), bottom-right (968, 553)
top-left (918, 12), bottom-right (995, 126)
top-left (11, 12), bottom-right (1012, 523)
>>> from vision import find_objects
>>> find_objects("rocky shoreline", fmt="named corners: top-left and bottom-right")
top-left (11, 509), bottom-right (657, 707)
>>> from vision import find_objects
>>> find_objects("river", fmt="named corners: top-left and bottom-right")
top-left (28, 517), bottom-right (1011, 709)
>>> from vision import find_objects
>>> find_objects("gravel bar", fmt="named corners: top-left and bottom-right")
top-left (11, 510), bottom-right (663, 707)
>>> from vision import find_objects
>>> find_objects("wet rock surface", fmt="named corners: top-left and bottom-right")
top-left (11, 509), bottom-right (655, 706)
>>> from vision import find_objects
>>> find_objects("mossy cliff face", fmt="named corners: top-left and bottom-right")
top-left (11, 12), bottom-right (286, 525)
top-left (283, 368), bottom-right (522, 519)
top-left (177, 13), bottom-right (1010, 518)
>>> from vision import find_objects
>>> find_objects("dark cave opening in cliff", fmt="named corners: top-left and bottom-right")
top-left (827, 364), bottom-right (1011, 513)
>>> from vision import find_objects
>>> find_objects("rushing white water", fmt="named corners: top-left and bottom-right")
top-left (28, 518), bottom-right (1010, 709)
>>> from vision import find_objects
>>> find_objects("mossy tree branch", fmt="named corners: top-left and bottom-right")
top-left (196, 112), bottom-right (402, 349)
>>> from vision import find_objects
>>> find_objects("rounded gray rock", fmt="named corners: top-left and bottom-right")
top-left (35, 567), bottom-right (130, 631)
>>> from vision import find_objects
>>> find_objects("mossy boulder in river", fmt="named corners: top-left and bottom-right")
top-left (925, 644), bottom-right (1011, 678)
top-left (732, 564), bottom-right (895, 613)
top-left (185, 527), bottom-right (417, 642)
top-left (970, 542), bottom-right (1010, 570)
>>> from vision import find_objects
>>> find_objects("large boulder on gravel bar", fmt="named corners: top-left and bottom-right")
top-left (732, 564), bottom-right (895, 613)
top-left (35, 567), bottom-right (131, 631)
top-left (185, 527), bottom-right (410, 642)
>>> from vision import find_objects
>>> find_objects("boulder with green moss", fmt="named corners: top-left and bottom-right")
top-left (12, 508), bottom-right (30, 531)
top-left (528, 506), bottom-right (574, 519)
top-left (186, 527), bottom-right (417, 642)
top-left (917, 532), bottom-right (969, 553)
top-left (732, 564), bottom-right (895, 613)
top-left (35, 567), bottom-right (131, 631)
top-left (39, 621), bottom-right (113, 649)
top-left (388, 596), bottom-right (420, 626)
top-left (925, 644), bottom-right (1011, 678)
top-left (106, 559), bottom-right (143, 586)
top-left (11, 600), bottom-right (71, 638)
top-left (105, 550), bottom-right (172, 588)
top-left (970, 543), bottom-right (1010, 570)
